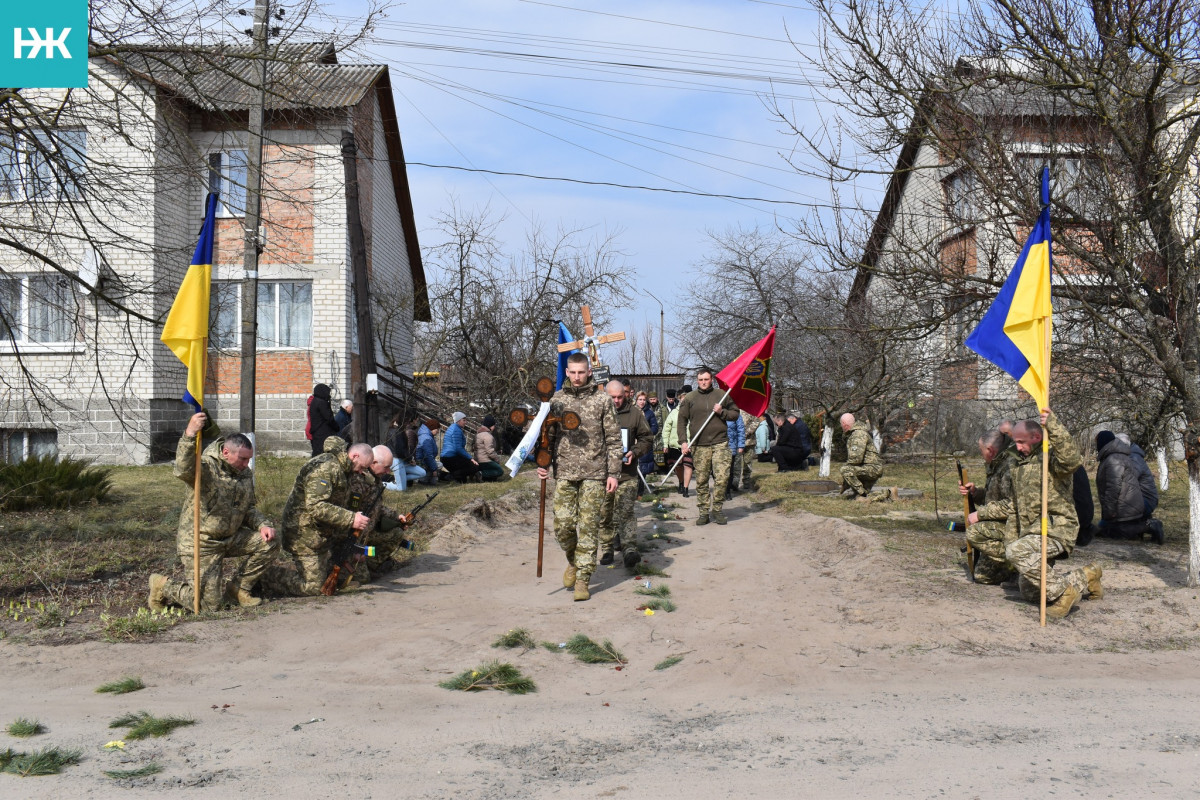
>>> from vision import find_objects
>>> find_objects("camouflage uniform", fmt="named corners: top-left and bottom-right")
top-left (840, 421), bottom-right (883, 496)
top-left (161, 434), bottom-right (278, 612)
top-left (550, 378), bottom-right (622, 585)
top-left (677, 386), bottom-right (740, 515)
top-left (344, 470), bottom-right (413, 582)
top-left (741, 410), bottom-right (762, 484)
top-left (966, 447), bottom-right (1016, 584)
top-left (260, 437), bottom-right (356, 597)
top-left (1002, 412), bottom-right (1091, 605)
top-left (600, 399), bottom-right (654, 558)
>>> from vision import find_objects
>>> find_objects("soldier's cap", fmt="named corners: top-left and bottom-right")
top-left (666, 389), bottom-right (676, 398)
top-left (648, 391), bottom-right (658, 399)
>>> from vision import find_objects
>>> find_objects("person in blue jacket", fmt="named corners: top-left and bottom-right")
top-left (414, 419), bottom-right (441, 485)
top-left (441, 411), bottom-right (481, 482)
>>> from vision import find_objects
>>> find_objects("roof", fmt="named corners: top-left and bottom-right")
top-left (106, 43), bottom-right (384, 111)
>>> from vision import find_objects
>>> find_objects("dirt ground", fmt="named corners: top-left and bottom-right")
top-left (4, 481), bottom-right (1200, 798)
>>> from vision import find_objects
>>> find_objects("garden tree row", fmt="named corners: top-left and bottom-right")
top-left (0, 0), bottom-right (384, 425)
top-left (778, 0), bottom-right (1200, 581)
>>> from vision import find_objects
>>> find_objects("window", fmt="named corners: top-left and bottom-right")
top-left (209, 281), bottom-right (312, 349)
top-left (0, 273), bottom-right (78, 345)
top-left (943, 169), bottom-right (975, 225)
top-left (0, 128), bottom-right (86, 200)
top-left (208, 150), bottom-right (248, 217)
top-left (1057, 157), bottom-right (1107, 221)
top-left (0, 429), bottom-right (57, 463)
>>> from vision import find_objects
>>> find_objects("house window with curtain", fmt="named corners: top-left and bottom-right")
top-left (0, 273), bottom-right (78, 346)
top-left (208, 281), bottom-right (312, 350)
top-left (207, 149), bottom-right (248, 217)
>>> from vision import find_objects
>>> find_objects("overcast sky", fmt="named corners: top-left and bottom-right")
top-left (330, 0), bottom-right (886, 363)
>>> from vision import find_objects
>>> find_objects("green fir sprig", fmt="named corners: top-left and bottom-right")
top-left (5, 718), bottom-right (45, 738)
top-left (565, 634), bottom-right (627, 665)
top-left (104, 762), bottom-right (164, 779)
top-left (491, 628), bottom-right (537, 651)
top-left (109, 711), bottom-right (195, 740)
top-left (1, 746), bottom-right (82, 776)
top-left (95, 677), bottom-right (146, 695)
top-left (654, 655), bottom-right (683, 670)
top-left (439, 661), bottom-right (537, 694)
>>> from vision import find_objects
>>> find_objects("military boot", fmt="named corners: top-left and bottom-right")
top-left (623, 548), bottom-right (642, 569)
top-left (1046, 585), bottom-right (1081, 619)
top-left (1082, 564), bottom-right (1103, 599)
top-left (574, 576), bottom-right (590, 601)
top-left (712, 510), bottom-right (727, 525)
top-left (236, 588), bottom-right (262, 608)
top-left (148, 574), bottom-right (168, 612)
top-left (696, 513), bottom-right (710, 526)
top-left (599, 550), bottom-right (614, 566)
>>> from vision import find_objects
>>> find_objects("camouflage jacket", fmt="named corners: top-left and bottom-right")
top-left (550, 378), bottom-right (622, 482)
top-left (1006, 412), bottom-right (1083, 549)
top-left (174, 434), bottom-right (270, 543)
top-left (973, 447), bottom-right (1015, 523)
top-left (741, 410), bottom-right (762, 448)
top-left (281, 436), bottom-right (356, 551)
top-left (844, 421), bottom-right (881, 468)
top-left (677, 386), bottom-right (740, 448)
top-left (653, 403), bottom-right (668, 449)
top-left (614, 399), bottom-right (654, 482)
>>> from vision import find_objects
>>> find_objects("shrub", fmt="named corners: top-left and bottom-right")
top-left (0, 455), bottom-right (114, 511)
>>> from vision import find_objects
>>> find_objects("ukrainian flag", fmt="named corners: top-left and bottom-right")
top-left (965, 168), bottom-right (1053, 409)
top-left (161, 193), bottom-right (217, 413)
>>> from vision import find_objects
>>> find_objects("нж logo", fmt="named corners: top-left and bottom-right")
top-left (1, 2), bottom-right (87, 88)
top-left (14, 28), bottom-right (73, 60)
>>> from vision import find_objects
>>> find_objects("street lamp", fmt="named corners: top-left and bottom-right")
top-left (646, 290), bottom-right (665, 374)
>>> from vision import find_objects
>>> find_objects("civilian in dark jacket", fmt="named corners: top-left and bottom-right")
top-left (1073, 466), bottom-right (1095, 546)
top-left (770, 412), bottom-right (811, 471)
top-left (1120, 435), bottom-right (1159, 517)
top-left (307, 384), bottom-right (339, 456)
top-left (334, 400), bottom-right (353, 441)
top-left (1094, 430), bottom-right (1163, 543)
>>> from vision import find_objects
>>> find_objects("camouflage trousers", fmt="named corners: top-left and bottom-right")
top-left (162, 527), bottom-right (279, 612)
top-left (728, 451), bottom-right (744, 491)
top-left (553, 479), bottom-right (608, 583)
top-left (259, 543), bottom-right (331, 597)
top-left (840, 463), bottom-right (883, 496)
top-left (966, 520), bottom-right (1015, 584)
top-left (1006, 534), bottom-right (1088, 604)
top-left (600, 478), bottom-right (637, 554)
top-left (692, 444), bottom-right (732, 513)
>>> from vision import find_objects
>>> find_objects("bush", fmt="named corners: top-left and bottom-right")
top-left (0, 455), bottom-right (114, 511)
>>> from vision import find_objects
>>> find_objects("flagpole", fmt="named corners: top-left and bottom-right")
top-left (1039, 336), bottom-right (1050, 627)
top-left (653, 386), bottom-right (732, 491)
top-left (194, 337), bottom-right (207, 615)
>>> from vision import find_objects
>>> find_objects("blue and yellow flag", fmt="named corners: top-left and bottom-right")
top-left (965, 168), bottom-right (1053, 408)
top-left (161, 193), bottom-right (217, 413)
top-left (556, 321), bottom-right (579, 390)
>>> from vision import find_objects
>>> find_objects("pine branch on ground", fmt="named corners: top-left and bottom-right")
top-left (654, 655), bottom-right (683, 670)
top-left (1, 746), bottom-right (82, 776)
top-left (565, 634), bottom-right (627, 665)
top-left (439, 661), bottom-right (536, 694)
top-left (540, 641), bottom-right (565, 652)
top-left (640, 597), bottom-right (677, 613)
top-left (632, 563), bottom-right (668, 577)
top-left (492, 628), bottom-right (537, 651)
top-left (6, 718), bottom-right (45, 737)
top-left (0, 748), bottom-right (17, 771)
top-left (109, 711), bottom-right (195, 740)
top-left (635, 584), bottom-right (671, 598)
top-left (96, 677), bottom-right (146, 695)
top-left (104, 762), bottom-right (164, 779)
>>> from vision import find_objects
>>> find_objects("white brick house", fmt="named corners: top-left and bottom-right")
top-left (0, 43), bottom-right (429, 463)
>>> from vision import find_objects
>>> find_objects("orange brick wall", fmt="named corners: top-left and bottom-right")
top-left (206, 351), bottom-right (314, 394)
top-left (212, 144), bottom-right (315, 267)
top-left (940, 230), bottom-right (977, 276)
top-left (940, 360), bottom-right (979, 400)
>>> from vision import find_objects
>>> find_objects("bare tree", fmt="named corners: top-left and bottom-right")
top-left (614, 322), bottom-right (661, 374)
top-left (415, 202), bottom-right (633, 423)
top-left (786, 0), bottom-right (1200, 580)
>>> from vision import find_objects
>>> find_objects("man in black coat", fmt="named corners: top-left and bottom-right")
top-left (307, 384), bottom-right (339, 456)
top-left (1094, 430), bottom-right (1164, 544)
top-left (770, 412), bottom-right (811, 471)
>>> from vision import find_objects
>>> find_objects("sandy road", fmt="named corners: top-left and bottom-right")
top-left (3, 489), bottom-right (1200, 798)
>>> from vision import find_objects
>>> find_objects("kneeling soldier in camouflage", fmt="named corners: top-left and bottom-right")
top-left (150, 412), bottom-right (278, 613)
top-left (260, 437), bottom-right (374, 596)
top-left (537, 352), bottom-right (621, 601)
top-left (961, 429), bottom-right (1016, 584)
top-left (1005, 409), bottom-right (1103, 618)
top-left (599, 379), bottom-right (653, 569)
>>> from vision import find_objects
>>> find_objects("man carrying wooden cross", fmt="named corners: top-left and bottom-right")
top-left (537, 352), bottom-right (622, 601)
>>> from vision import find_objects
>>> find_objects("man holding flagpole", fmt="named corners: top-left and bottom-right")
top-left (964, 167), bottom-right (1101, 622)
top-left (151, 194), bottom-right (278, 613)
top-left (678, 368), bottom-right (741, 526)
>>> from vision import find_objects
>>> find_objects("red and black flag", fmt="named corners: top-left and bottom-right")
top-left (715, 326), bottom-right (775, 417)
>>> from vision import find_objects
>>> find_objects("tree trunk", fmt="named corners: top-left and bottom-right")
top-left (1190, 457), bottom-right (1200, 587)
top-left (1156, 446), bottom-right (1170, 492)
top-left (819, 424), bottom-right (833, 478)
top-left (871, 426), bottom-right (883, 453)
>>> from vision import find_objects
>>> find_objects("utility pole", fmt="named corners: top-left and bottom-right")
top-left (239, 0), bottom-right (270, 444)
top-left (647, 290), bottom-right (665, 373)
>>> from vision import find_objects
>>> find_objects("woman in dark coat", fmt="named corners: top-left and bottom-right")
top-left (307, 383), bottom-right (339, 456)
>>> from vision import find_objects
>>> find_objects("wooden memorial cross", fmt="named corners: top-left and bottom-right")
top-left (557, 304), bottom-right (626, 382)
top-left (509, 376), bottom-right (580, 578)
